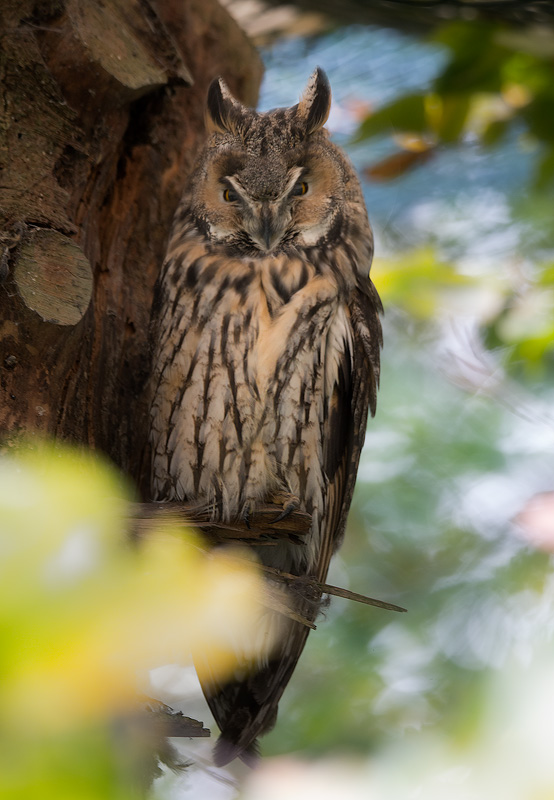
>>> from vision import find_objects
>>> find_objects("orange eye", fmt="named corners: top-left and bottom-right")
top-left (223, 188), bottom-right (238, 202)
top-left (292, 181), bottom-right (308, 197)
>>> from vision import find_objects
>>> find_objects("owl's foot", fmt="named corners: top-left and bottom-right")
top-left (242, 499), bottom-right (256, 530)
top-left (270, 491), bottom-right (300, 523)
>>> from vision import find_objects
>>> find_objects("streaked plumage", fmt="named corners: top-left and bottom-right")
top-left (149, 68), bottom-right (382, 765)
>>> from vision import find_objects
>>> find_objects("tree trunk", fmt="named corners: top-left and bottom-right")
top-left (0, 0), bottom-right (262, 495)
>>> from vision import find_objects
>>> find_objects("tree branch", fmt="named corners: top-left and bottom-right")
top-left (261, 564), bottom-right (408, 614)
top-left (129, 501), bottom-right (312, 546)
top-left (139, 696), bottom-right (210, 738)
top-left (129, 501), bottom-right (406, 620)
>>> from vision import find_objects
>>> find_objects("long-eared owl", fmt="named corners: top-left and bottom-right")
top-left (149, 68), bottom-right (382, 765)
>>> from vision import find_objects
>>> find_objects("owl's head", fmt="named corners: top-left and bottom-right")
top-left (188, 68), bottom-right (356, 256)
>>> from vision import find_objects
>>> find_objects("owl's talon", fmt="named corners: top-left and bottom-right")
top-left (242, 502), bottom-right (255, 530)
top-left (272, 498), bottom-right (300, 524)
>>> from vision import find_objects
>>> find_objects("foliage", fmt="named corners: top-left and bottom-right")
top-left (355, 21), bottom-right (554, 190)
top-left (373, 246), bottom-right (479, 319)
top-left (0, 445), bottom-right (271, 798)
top-left (483, 258), bottom-right (554, 373)
top-left (366, 246), bottom-right (554, 377)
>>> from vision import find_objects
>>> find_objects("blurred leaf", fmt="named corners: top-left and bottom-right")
top-left (0, 444), bottom-right (276, 796)
top-left (429, 93), bottom-right (471, 143)
top-left (483, 261), bottom-right (554, 372)
top-left (353, 20), bottom-right (554, 190)
top-left (523, 94), bottom-right (554, 143)
top-left (434, 22), bottom-right (506, 94)
top-left (501, 83), bottom-right (532, 110)
top-left (354, 93), bottom-right (427, 141)
top-left (393, 133), bottom-right (434, 153)
top-left (482, 117), bottom-right (510, 147)
top-left (373, 247), bottom-right (475, 319)
top-left (433, 19), bottom-right (489, 53)
top-left (501, 51), bottom-right (553, 95)
top-left (496, 27), bottom-right (554, 60)
top-left (538, 262), bottom-right (554, 286)
top-left (363, 147), bottom-right (435, 181)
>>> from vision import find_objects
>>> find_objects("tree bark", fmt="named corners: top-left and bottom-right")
top-left (0, 0), bottom-right (262, 495)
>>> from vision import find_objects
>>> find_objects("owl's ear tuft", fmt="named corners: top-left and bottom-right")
top-left (206, 77), bottom-right (244, 136)
top-left (297, 67), bottom-right (331, 135)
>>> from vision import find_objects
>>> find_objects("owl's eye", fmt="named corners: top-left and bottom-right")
top-left (291, 181), bottom-right (308, 197)
top-left (223, 187), bottom-right (238, 203)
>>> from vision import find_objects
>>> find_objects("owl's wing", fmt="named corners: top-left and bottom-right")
top-left (317, 276), bottom-right (383, 581)
top-left (201, 277), bottom-right (382, 766)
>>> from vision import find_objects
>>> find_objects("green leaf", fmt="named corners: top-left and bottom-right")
top-left (538, 262), bottom-right (554, 286)
top-left (523, 95), bottom-right (554, 143)
top-left (433, 23), bottom-right (507, 94)
top-left (433, 20), bottom-right (492, 54)
top-left (533, 146), bottom-right (554, 191)
top-left (501, 51), bottom-right (554, 95)
top-left (481, 118), bottom-right (510, 147)
top-left (436, 94), bottom-right (471, 143)
top-left (354, 94), bottom-right (427, 141)
top-left (373, 247), bottom-right (476, 319)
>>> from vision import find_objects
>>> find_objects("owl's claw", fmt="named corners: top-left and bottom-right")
top-left (271, 493), bottom-right (300, 524)
top-left (242, 501), bottom-right (255, 530)
top-left (272, 506), bottom-right (294, 523)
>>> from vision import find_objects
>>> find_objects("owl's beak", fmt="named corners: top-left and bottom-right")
top-left (258, 205), bottom-right (279, 251)
top-left (262, 214), bottom-right (273, 250)
top-left (247, 201), bottom-right (283, 252)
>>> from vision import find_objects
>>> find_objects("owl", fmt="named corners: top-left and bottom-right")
top-left (149, 68), bottom-right (382, 765)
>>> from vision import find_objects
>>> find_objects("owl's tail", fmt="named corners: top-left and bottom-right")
top-left (197, 596), bottom-right (318, 766)
top-left (214, 735), bottom-right (260, 768)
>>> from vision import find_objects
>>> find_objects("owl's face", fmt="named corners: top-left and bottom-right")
top-left (189, 69), bottom-right (349, 256)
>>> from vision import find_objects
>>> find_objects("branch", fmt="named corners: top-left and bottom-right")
top-left (261, 565), bottom-right (408, 614)
top-left (129, 502), bottom-right (407, 626)
top-left (139, 695), bottom-right (210, 738)
top-left (130, 501), bottom-right (311, 546)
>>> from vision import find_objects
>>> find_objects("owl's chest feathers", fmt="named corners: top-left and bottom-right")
top-left (190, 252), bottom-right (344, 401)
top-left (158, 249), bottom-right (352, 518)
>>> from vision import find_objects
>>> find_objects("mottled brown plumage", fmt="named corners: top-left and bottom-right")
top-left (149, 68), bottom-right (382, 765)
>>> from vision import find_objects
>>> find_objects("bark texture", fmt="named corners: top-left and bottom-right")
top-left (0, 0), bottom-right (262, 493)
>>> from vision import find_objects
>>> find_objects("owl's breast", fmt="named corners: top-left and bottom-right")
top-left (150, 246), bottom-right (349, 525)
